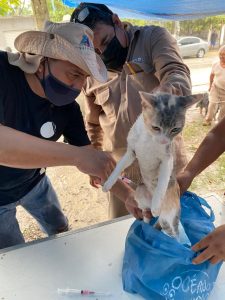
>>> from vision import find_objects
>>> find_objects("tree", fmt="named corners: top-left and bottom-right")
top-left (1, 1), bottom-right (225, 40)
top-left (31, 0), bottom-right (49, 29)
top-left (47, 0), bottom-right (74, 22)
top-left (0, 0), bottom-right (21, 16)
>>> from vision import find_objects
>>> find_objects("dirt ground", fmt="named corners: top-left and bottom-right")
top-left (17, 167), bottom-right (109, 241)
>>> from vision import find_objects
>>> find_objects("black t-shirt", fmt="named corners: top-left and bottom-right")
top-left (0, 51), bottom-right (90, 206)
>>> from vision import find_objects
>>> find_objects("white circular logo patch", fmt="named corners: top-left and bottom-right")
top-left (40, 122), bottom-right (56, 138)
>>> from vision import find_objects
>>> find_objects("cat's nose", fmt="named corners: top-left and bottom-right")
top-left (159, 138), bottom-right (169, 144)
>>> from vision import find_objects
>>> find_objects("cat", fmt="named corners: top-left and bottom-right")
top-left (196, 93), bottom-right (209, 116)
top-left (196, 93), bottom-right (220, 120)
top-left (103, 91), bottom-right (204, 237)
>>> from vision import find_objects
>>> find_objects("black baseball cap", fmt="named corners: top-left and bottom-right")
top-left (71, 2), bottom-right (113, 28)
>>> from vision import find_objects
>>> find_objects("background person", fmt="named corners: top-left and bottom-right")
top-left (204, 45), bottom-right (225, 126)
top-left (210, 29), bottom-right (218, 49)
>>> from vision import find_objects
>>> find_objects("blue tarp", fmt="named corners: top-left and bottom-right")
top-left (62, 0), bottom-right (225, 20)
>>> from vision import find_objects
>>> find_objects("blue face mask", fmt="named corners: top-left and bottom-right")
top-left (39, 60), bottom-right (81, 106)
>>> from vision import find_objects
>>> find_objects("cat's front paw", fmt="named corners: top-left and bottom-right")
top-left (102, 180), bottom-right (113, 192)
top-left (151, 208), bottom-right (160, 218)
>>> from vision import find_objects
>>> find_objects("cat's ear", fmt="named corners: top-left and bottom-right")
top-left (179, 93), bottom-right (208, 109)
top-left (139, 91), bottom-right (157, 109)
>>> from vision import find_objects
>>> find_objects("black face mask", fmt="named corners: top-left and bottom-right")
top-left (101, 35), bottom-right (128, 70)
top-left (38, 60), bottom-right (81, 107)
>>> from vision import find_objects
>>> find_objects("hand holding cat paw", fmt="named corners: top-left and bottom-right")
top-left (142, 209), bottom-right (152, 223)
top-left (89, 175), bottom-right (101, 188)
top-left (125, 193), bottom-right (152, 220)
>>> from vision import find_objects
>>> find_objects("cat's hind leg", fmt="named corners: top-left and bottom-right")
top-left (157, 181), bottom-right (180, 238)
top-left (135, 184), bottom-right (152, 223)
top-left (103, 149), bottom-right (136, 192)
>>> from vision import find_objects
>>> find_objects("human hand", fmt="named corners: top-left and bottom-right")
top-left (125, 192), bottom-right (152, 220)
top-left (89, 175), bottom-right (101, 188)
top-left (153, 84), bottom-right (180, 96)
top-left (177, 169), bottom-right (194, 195)
top-left (192, 225), bottom-right (225, 264)
top-left (77, 148), bottom-right (116, 184)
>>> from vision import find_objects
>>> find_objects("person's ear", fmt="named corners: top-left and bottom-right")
top-left (37, 64), bottom-right (43, 74)
top-left (112, 14), bottom-right (123, 29)
top-left (36, 59), bottom-right (46, 77)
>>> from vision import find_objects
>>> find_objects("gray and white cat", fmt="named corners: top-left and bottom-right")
top-left (103, 91), bottom-right (204, 237)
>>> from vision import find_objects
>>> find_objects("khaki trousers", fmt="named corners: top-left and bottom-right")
top-left (108, 193), bottom-right (129, 219)
top-left (206, 85), bottom-right (225, 122)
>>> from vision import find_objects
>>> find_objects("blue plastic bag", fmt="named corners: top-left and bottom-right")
top-left (122, 192), bottom-right (223, 300)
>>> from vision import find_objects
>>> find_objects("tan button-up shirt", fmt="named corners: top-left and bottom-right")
top-left (82, 24), bottom-right (191, 182)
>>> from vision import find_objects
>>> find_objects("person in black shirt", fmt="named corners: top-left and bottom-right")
top-left (0, 21), bottom-right (119, 249)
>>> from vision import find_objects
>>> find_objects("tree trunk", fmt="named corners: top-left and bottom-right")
top-left (31, 0), bottom-right (49, 30)
top-left (173, 21), bottom-right (180, 39)
top-left (220, 24), bottom-right (225, 47)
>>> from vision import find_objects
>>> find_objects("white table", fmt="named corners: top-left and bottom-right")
top-left (0, 194), bottom-right (225, 300)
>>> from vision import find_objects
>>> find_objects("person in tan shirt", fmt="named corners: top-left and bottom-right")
top-left (204, 45), bottom-right (225, 126)
top-left (71, 3), bottom-right (192, 219)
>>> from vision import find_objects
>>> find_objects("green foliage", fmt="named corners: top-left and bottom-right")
top-left (124, 15), bottom-right (225, 38)
top-left (123, 18), bottom-right (174, 32)
top-left (0, 0), bottom-right (21, 16)
top-left (0, 0), bottom-right (74, 21)
top-left (47, 0), bottom-right (74, 22)
top-left (179, 15), bottom-right (225, 38)
top-left (1, 1), bottom-right (225, 36)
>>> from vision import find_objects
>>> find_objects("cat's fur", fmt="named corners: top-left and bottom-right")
top-left (103, 92), bottom-right (204, 237)
top-left (196, 93), bottom-right (209, 116)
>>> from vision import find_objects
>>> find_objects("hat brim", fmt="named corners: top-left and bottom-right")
top-left (14, 31), bottom-right (107, 83)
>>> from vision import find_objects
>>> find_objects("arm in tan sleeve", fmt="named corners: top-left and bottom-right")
top-left (149, 26), bottom-right (192, 96)
top-left (82, 90), bottom-right (104, 150)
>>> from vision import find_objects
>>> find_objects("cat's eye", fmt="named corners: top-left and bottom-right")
top-left (152, 126), bottom-right (160, 131)
top-left (171, 128), bottom-right (180, 133)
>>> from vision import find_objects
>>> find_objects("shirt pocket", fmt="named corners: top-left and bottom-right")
top-left (134, 62), bottom-right (154, 74)
top-left (94, 87), bottom-right (110, 106)
top-left (125, 61), bottom-right (158, 93)
top-left (94, 87), bottom-right (118, 120)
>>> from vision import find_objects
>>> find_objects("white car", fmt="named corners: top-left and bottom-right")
top-left (177, 36), bottom-right (209, 58)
